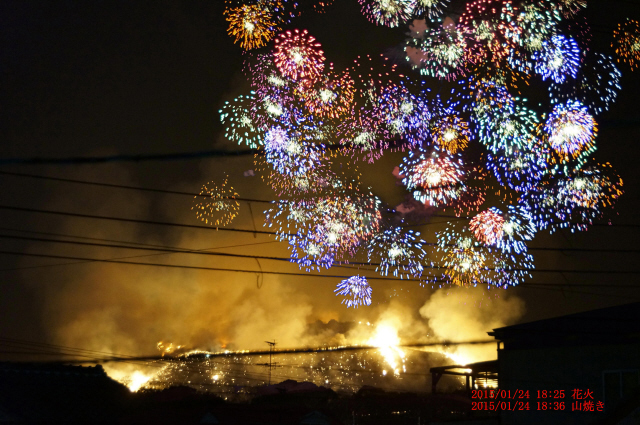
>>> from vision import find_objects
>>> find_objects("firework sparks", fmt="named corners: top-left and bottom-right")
top-left (335, 276), bottom-right (372, 308)
top-left (367, 227), bottom-right (428, 279)
top-left (359, 0), bottom-right (415, 27)
top-left (192, 177), bottom-right (240, 228)
top-left (224, 4), bottom-right (279, 50)
top-left (533, 35), bottom-right (581, 84)
top-left (400, 148), bottom-right (466, 207)
top-left (544, 100), bottom-right (597, 163)
top-left (613, 18), bottom-right (640, 71)
top-left (274, 29), bottom-right (325, 84)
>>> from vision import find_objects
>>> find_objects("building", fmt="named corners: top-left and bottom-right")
top-left (430, 302), bottom-right (640, 425)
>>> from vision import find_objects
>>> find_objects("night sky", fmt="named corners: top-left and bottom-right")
top-left (1, 0), bottom-right (640, 386)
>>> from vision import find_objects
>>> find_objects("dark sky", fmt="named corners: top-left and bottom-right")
top-left (1, 0), bottom-right (640, 361)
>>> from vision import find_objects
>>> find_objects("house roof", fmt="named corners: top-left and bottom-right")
top-left (488, 302), bottom-right (640, 350)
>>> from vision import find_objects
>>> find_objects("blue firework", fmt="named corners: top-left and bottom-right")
top-left (533, 35), bottom-right (580, 84)
top-left (335, 276), bottom-right (372, 308)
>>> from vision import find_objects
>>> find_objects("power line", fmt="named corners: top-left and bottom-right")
top-left (1, 172), bottom-right (635, 229)
top-left (0, 204), bottom-right (282, 236)
top-left (0, 170), bottom-right (273, 204)
top-left (2, 249), bottom-right (640, 283)
top-left (0, 148), bottom-right (260, 166)
top-left (2, 204), bottom-right (639, 256)
top-left (2, 233), bottom-right (640, 275)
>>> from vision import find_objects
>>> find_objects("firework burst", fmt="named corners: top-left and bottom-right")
top-left (412, 0), bottom-right (449, 19)
top-left (301, 68), bottom-right (356, 119)
top-left (437, 225), bottom-right (534, 288)
top-left (524, 163), bottom-right (624, 233)
top-left (367, 227), bottom-right (428, 279)
top-left (274, 29), bottom-right (325, 84)
top-left (224, 4), bottom-right (279, 50)
top-left (549, 53), bottom-right (622, 115)
top-left (544, 100), bottom-right (597, 163)
top-left (358, 0), bottom-right (415, 27)
top-left (470, 206), bottom-right (536, 254)
top-left (406, 22), bottom-right (467, 81)
top-left (486, 135), bottom-right (550, 193)
top-left (335, 276), bottom-right (372, 308)
top-left (430, 112), bottom-right (471, 154)
top-left (192, 177), bottom-right (240, 228)
top-left (400, 148), bottom-right (466, 207)
top-left (533, 35), bottom-right (581, 84)
top-left (612, 19), bottom-right (640, 71)
top-left (219, 94), bottom-right (263, 149)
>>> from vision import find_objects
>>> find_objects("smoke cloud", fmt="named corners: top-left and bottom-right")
top-left (419, 286), bottom-right (526, 363)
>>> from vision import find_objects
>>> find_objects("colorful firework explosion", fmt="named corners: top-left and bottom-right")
top-left (335, 276), bottom-right (372, 308)
top-left (430, 112), bottom-right (471, 154)
top-left (358, 0), bottom-right (415, 27)
top-left (406, 22), bottom-right (467, 81)
top-left (533, 35), bottom-right (581, 84)
top-left (524, 163), bottom-right (624, 233)
top-left (412, 0), bottom-right (449, 19)
top-left (366, 227), bottom-right (428, 279)
top-left (486, 135), bottom-right (550, 193)
top-left (549, 53), bottom-right (622, 115)
top-left (437, 225), bottom-right (534, 288)
top-left (400, 148), bottom-right (466, 207)
top-left (470, 205), bottom-right (536, 254)
top-left (301, 68), bottom-right (355, 119)
top-left (544, 100), bottom-right (597, 162)
top-left (274, 29), bottom-right (325, 84)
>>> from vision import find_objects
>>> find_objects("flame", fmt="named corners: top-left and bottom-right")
top-left (367, 323), bottom-right (406, 376)
top-left (128, 371), bottom-right (151, 392)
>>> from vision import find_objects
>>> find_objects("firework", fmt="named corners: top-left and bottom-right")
top-left (612, 19), bottom-right (640, 71)
top-left (400, 148), bottom-right (465, 207)
top-left (263, 123), bottom-right (325, 178)
top-left (358, 0), bottom-right (415, 28)
top-left (412, 0), bottom-right (449, 19)
top-left (514, 2), bottom-right (560, 52)
top-left (337, 110), bottom-right (390, 163)
top-left (219, 94), bottom-right (263, 149)
top-left (273, 29), bottom-right (325, 84)
top-left (543, 100), bottom-right (597, 163)
top-left (437, 225), bottom-right (534, 287)
top-left (245, 53), bottom-right (296, 126)
top-left (366, 227), bottom-right (428, 279)
top-left (335, 276), bottom-right (372, 308)
top-left (524, 163), bottom-right (624, 233)
top-left (460, 0), bottom-right (520, 65)
top-left (552, 0), bottom-right (587, 18)
top-left (301, 68), bottom-right (356, 119)
top-left (406, 22), bottom-right (467, 81)
top-left (224, 4), bottom-right (279, 50)
top-left (533, 35), bottom-right (581, 84)
top-left (475, 103), bottom-right (540, 154)
top-left (468, 78), bottom-right (515, 125)
top-left (430, 111), bottom-right (471, 154)
top-left (470, 205), bottom-right (536, 254)
top-left (486, 135), bottom-right (550, 193)
top-left (470, 208), bottom-right (505, 246)
top-left (266, 190), bottom-right (382, 270)
top-left (192, 177), bottom-right (240, 228)
top-left (549, 53), bottom-right (622, 115)
top-left (370, 83), bottom-right (431, 145)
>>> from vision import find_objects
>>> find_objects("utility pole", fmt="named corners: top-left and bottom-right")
top-left (258, 339), bottom-right (278, 385)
